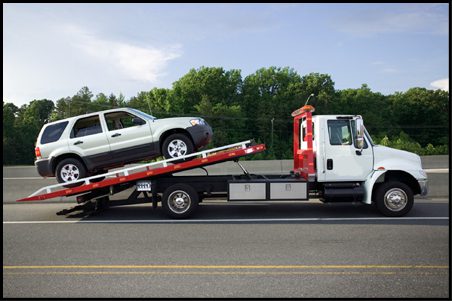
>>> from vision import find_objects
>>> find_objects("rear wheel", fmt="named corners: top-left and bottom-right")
top-left (162, 133), bottom-right (195, 162)
top-left (55, 158), bottom-right (87, 187)
top-left (374, 181), bottom-right (413, 217)
top-left (162, 184), bottom-right (198, 219)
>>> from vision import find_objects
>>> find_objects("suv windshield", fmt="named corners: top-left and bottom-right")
top-left (129, 108), bottom-right (156, 121)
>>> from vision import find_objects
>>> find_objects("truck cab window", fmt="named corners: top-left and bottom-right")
top-left (328, 120), bottom-right (352, 145)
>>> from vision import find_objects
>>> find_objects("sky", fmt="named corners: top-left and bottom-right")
top-left (3, 3), bottom-right (449, 107)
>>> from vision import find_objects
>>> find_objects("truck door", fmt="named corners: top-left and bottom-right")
top-left (321, 118), bottom-right (373, 182)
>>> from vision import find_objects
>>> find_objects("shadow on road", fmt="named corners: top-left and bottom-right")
top-left (66, 201), bottom-right (449, 226)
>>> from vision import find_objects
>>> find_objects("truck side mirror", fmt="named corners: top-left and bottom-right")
top-left (355, 117), bottom-right (364, 151)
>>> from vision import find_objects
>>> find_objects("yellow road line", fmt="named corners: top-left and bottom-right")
top-left (4, 271), bottom-right (449, 276)
top-left (3, 265), bottom-right (449, 269)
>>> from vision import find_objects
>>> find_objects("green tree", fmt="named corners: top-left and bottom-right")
top-left (171, 66), bottom-right (242, 114)
top-left (3, 102), bottom-right (19, 164)
top-left (334, 84), bottom-right (394, 137)
top-left (242, 67), bottom-right (307, 158)
top-left (389, 88), bottom-right (449, 146)
top-left (171, 67), bottom-right (245, 146)
top-left (299, 72), bottom-right (336, 113)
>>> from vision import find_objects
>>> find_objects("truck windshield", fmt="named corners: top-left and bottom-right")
top-left (129, 108), bottom-right (156, 121)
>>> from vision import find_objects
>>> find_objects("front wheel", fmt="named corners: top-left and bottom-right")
top-left (374, 181), bottom-right (414, 217)
top-left (162, 133), bottom-right (195, 162)
top-left (162, 184), bottom-right (198, 219)
top-left (55, 158), bottom-right (87, 187)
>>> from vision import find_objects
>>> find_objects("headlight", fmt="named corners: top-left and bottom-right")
top-left (190, 119), bottom-right (205, 126)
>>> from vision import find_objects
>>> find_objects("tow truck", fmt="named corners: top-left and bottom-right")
top-left (18, 100), bottom-right (428, 218)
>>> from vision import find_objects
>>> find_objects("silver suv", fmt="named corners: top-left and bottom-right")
top-left (35, 108), bottom-right (213, 185)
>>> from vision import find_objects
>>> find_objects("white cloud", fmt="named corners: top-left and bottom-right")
top-left (62, 24), bottom-right (182, 83)
top-left (430, 78), bottom-right (449, 92)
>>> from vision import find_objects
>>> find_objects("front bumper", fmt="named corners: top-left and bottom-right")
top-left (35, 158), bottom-right (54, 177)
top-left (418, 179), bottom-right (428, 196)
top-left (187, 124), bottom-right (213, 148)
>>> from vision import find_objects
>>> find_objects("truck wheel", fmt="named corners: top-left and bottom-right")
top-left (374, 181), bottom-right (413, 217)
top-left (162, 133), bottom-right (195, 162)
top-left (56, 158), bottom-right (87, 187)
top-left (162, 184), bottom-right (198, 219)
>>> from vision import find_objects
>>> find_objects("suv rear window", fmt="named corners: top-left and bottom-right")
top-left (70, 115), bottom-right (103, 138)
top-left (40, 121), bottom-right (69, 144)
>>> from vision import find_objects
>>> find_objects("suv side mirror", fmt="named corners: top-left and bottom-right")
top-left (355, 117), bottom-right (364, 151)
top-left (132, 117), bottom-right (145, 126)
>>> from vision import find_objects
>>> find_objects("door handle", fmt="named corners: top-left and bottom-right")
top-left (74, 141), bottom-right (83, 145)
top-left (111, 133), bottom-right (121, 138)
top-left (327, 159), bottom-right (333, 170)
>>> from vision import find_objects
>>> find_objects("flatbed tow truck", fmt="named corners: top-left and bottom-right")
top-left (18, 101), bottom-right (428, 218)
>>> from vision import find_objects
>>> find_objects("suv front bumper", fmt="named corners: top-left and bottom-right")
top-left (187, 124), bottom-right (213, 148)
top-left (35, 159), bottom-right (54, 177)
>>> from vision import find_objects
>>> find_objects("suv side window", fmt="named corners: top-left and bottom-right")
top-left (70, 115), bottom-right (103, 138)
top-left (40, 121), bottom-right (69, 144)
top-left (328, 120), bottom-right (352, 145)
top-left (104, 111), bottom-right (144, 131)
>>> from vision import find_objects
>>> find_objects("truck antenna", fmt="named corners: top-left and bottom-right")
top-left (304, 94), bottom-right (315, 106)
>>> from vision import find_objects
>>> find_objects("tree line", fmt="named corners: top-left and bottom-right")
top-left (3, 66), bottom-right (449, 165)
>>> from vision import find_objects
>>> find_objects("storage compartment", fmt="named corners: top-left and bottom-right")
top-left (228, 183), bottom-right (266, 200)
top-left (270, 182), bottom-right (307, 200)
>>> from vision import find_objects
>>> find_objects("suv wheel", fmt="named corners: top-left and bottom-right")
top-left (162, 133), bottom-right (195, 162)
top-left (56, 158), bottom-right (87, 187)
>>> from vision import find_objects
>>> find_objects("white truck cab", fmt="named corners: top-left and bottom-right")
top-left (296, 107), bottom-right (428, 216)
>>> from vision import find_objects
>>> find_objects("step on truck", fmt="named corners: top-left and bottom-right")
top-left (19, 100), bottom-right (428, 218)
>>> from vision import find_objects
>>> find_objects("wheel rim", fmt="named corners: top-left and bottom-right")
top-left (384, 188), bottom-right (408, 211)
top-left (167, 139), bottom-right (187, 158)
top-left (167, 190), bottom-right (191, 214)
top-left (60, 164), bottom-right (80, 182)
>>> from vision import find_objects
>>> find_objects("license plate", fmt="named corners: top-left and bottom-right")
top-left (136, 181), bottom-right (152, 191)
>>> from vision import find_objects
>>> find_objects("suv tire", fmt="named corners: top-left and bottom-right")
top-left (162, 133), bottom-right (195, 162)
top-left (56, 158), bottom-right (87, 187)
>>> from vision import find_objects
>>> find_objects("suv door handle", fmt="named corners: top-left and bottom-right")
top-left (74, 141), bottom-right (83, 145)
top-left (111, 133), bottom-right (121, 138)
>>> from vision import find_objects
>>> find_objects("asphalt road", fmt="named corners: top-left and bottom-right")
top-left (3, 165), bottom-right (450, 298)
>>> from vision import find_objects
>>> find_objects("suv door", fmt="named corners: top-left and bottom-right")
top-left (68, 114), bottom-right (111, 171)
top-left (103, 110), bottom-right (155, 163)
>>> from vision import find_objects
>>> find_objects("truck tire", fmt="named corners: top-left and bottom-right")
top-left (162, 184), bottom-right (198, 219)
top-left (56, 158), bottom-right (87, 187)
top-left (374, 181), bottom-right (413, 217)
top-left (162, 133), bottom-right (195, 162)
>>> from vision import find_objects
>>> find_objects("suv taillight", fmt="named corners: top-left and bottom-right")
top-left (35, 147), bottom-right (42, 159)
